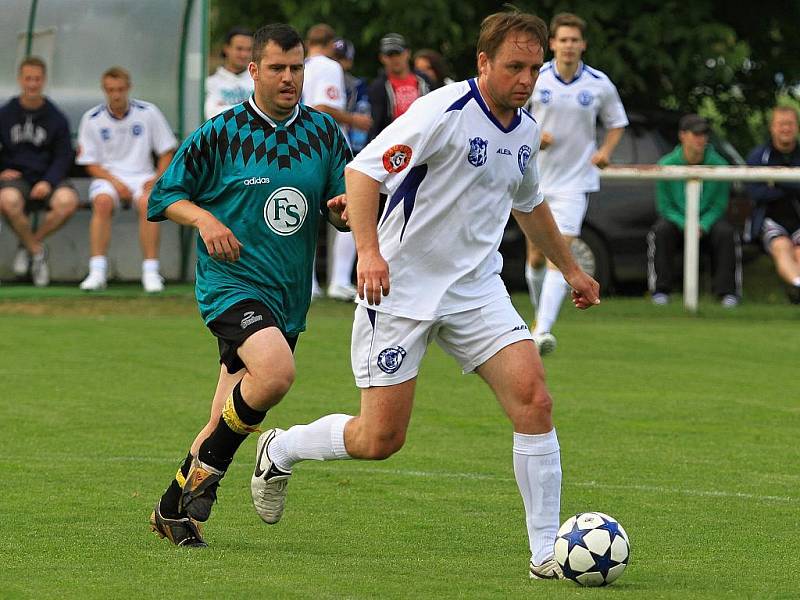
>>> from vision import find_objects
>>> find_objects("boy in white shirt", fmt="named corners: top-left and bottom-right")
top-left (526, 13), bottom-right (627, 354)
top-left (77, 66), bottom-right (177, 292)
top-left (204, 27), bottom-right (254, 119)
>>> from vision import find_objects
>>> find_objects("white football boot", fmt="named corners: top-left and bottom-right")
top-left (534, 332), bottom-right (557, 357)
top-left (530, 557), bottom-right (564, 580)
top-left (251, 429), bottom-right (292, 524)
top-left (142, 271), bottom-right (165, 293)
top-left (79, 270), bottom-right (107, 291)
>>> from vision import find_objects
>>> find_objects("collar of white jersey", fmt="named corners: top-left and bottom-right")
top-left (468, 78), bottom-right (521, 134)
top-left (552, 61), bottom-right (584, 85)
top-left (247, 96), bottom-right (300, 128)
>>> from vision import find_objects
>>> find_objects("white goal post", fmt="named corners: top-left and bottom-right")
top-left (599, 166), bottom-right (800, 312)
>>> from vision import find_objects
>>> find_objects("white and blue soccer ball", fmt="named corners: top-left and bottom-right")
top-left (554, 512), bottom-right (630, 586)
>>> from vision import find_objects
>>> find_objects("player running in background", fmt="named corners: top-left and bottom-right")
top-left (146, 23), bottom-right (351, 547)
top-left (250, 10), bottom-right (599, 580)
top-left (525, 13), bottom-right (627, 355)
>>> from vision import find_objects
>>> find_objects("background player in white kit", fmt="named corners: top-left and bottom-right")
top-left (77, 66), bottom-right (177, 292)
top-left (303, 24), bottom-right (372, 300)
top-left (204, 27), bottom-right (254, 119)
top-left (249, 10), bottom-right (600, 580)
top-left (525, 13), bottom-right (627, 354)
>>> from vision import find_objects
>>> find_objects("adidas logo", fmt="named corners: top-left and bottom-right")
top-left (243, 177), bottom-right (271, 186)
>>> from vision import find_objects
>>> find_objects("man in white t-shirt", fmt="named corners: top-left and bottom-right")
top-left (77, 66), bottom-right (177, 292)
top-left (249, 11), bottom-right (599, 581)
top-left (525, 12), bottom-right (627, 355)
top-left (303, 23), bottom-right (372, 301)
top-left (204, 27), bottom-right (254, 119)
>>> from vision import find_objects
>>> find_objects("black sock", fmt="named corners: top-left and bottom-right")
top-left (198, 382), bottom-right (267, 472)
top-left (159, 453), bottom-right (193, 519)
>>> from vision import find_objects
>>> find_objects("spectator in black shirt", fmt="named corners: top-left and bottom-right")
top-left (0, 56), bottom-right (78, 286)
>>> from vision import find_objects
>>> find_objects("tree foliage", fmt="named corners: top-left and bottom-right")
top-left (212, 0), bottom-right (800, 152)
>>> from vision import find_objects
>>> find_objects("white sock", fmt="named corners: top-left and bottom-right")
top-left (89, 255), bottom-right (107, 275)
top-left (311, 260), bottom-right (321, 294)
top-left (142, 258), bottom-right (160, 274)
top-left (792, 277), bottom-right (800, 287)
top-left (330, 228), bottom-right (356, 287)
top-left (513, 429), bottom-right (562, 566)
top-left (269, 413), bottom-right (353, 471)
top-left (532, 270), bottom-right (568, 336)
top-left (525, 263), bottom-right (546, 313)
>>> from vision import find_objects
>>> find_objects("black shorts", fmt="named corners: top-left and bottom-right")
top-left (0, 177), bottom-right (76, 212)
top-left (207, 299), bottom-right (298, 374)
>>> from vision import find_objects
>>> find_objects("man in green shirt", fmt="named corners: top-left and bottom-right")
top-left (648, 114), bottom-right (741, 307)
top-left (146, 23), bottom-right (351, 547)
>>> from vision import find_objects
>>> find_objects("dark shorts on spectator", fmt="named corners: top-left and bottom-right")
top-left (0, 177), bottom-right (76, 212)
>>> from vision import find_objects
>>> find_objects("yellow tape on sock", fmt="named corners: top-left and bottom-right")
top-left (222, 394), bottom-right (261, 435)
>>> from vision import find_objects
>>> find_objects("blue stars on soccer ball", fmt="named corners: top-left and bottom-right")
top-left (554, 512), bottom-right (631, 586)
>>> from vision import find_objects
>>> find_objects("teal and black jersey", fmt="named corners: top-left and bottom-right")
top-left (148, 98), bottom-right (351, 334)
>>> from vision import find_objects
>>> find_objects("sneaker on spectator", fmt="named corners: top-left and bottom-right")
top-left (80, 271), bottom-right (107, 291)
top-left (31, 248), bottom-right (49, 287)
top-left (651, 292), bottom-right (670, 306)
top-left (13, 246), bottom-right (29, 276)
top-left (720, 294), bottom-right (739, 308)
top-left (142, 271), bottom-right (165, 293)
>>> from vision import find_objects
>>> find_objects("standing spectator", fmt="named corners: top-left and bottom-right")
top-left (0, 56), bottom-right (79, 286)
top-left (333, 38), bottom-right (370, 154)
top-left (525, 12), bottom-right (628, 355)
top-left (368, 33), bottom-right (431, 141)
top-left (648, 114), bottom-right (741, 307)
top-left (413, 49), bottom-right (454, 89)
top-left (205, 27), bottom-right (254, 119)
top-left (746, 106), bottom-right (800, 303)
top-left (76, 66), bottom-right (177, 292)
top-left (303, 24), bottom-right (370, 301)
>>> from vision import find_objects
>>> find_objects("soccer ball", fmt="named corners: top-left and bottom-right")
top-left (554, 512), bottom-right (630, 586)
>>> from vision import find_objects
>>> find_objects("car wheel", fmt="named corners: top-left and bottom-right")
top-left (573, 229), bottom-right (611, 292)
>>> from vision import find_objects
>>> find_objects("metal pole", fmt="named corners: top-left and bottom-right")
top-left (683, 179), bottom-right (701, 313)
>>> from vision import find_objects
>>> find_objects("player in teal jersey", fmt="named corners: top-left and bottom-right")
top-left (146, 23), bottom-right (351, 547)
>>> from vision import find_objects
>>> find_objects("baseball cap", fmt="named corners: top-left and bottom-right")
top-left (678, 114), bottom-right (710, 134)
top-left (379, 33), bottom-right (408, 55)
top-left (333, 38), bottom-right (355, 62)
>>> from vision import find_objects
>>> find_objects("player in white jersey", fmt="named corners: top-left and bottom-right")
top-left (303, 24), bottom-right (372, 301)
top-left (204, 27), bottom-right (254, 119)
top-left (525, 13), bottom-right (627, 354)
top-left (249, 11), bottom-right (600, 581)
top-left (76, 66), bottom-right (177, 292)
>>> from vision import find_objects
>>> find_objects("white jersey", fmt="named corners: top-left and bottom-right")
top-left (302, 54), bottom-right (346, 133)
top-left (530, 61), bottom-right (628, 193)
top-left (349, 78), bottom-right (543, 320)
top-left (77, 100), bottom-right (177, 178)
top-left (205, 66), bottom-right (254, 119)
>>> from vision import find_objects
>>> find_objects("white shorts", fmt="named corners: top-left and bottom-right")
top-left (89, 173), bottom-right (152, 209)
top-left (545, 192), bottom-right (588, 236)
top-left (351, 296), bottom-right (533, 388)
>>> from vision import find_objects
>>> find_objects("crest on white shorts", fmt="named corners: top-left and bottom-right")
top-left (377, 346), bottom-right (407, 374)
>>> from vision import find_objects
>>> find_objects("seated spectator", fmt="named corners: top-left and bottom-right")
top-left (0, 56), bottom-right (79, 286)
top-left (76, 66), bottom-right (177, 292)
top-left (648, 114), bottom-right (741, 307)
top-left (413, 49), bottom-right (454, 89)
top-left (746, 106), bottom-right (800, 303)
top-left (205, 27), bottom-right (254, 119)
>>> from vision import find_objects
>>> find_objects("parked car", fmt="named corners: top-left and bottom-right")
top-left (500, 111), bottom-right (750, 293)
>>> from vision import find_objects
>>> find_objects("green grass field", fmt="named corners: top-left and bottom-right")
top-left (0, 286), bottom-right (798, 599)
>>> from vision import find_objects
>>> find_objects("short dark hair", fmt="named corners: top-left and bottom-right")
top-left (413, 49), bottom-right (449, 83)
top-left (476, 10), bottom-right (548, 61)
top-left (550, 12), bottom-right (587, 38)
top-left (19, 56), bottom-right (46, 75)
top-left (225, 26), bottom-right (253, 45)
top-left (252, 24), bottom-right (304, 63)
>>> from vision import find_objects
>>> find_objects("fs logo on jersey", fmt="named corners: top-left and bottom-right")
top-left (539, 89), bottom-right (552, 104)
top-left (468, 137), bottom-right (488, 167)
top-left (518, 145), bottom-right (532, 174)
top-left (578, 90), bottom-right (594, 106)
top-left (383, 144), bottom-right (412, 173)
top-left (377, 346), bottom-right (407, 374)
top-left (263, 187), bottom-right (308, 236)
